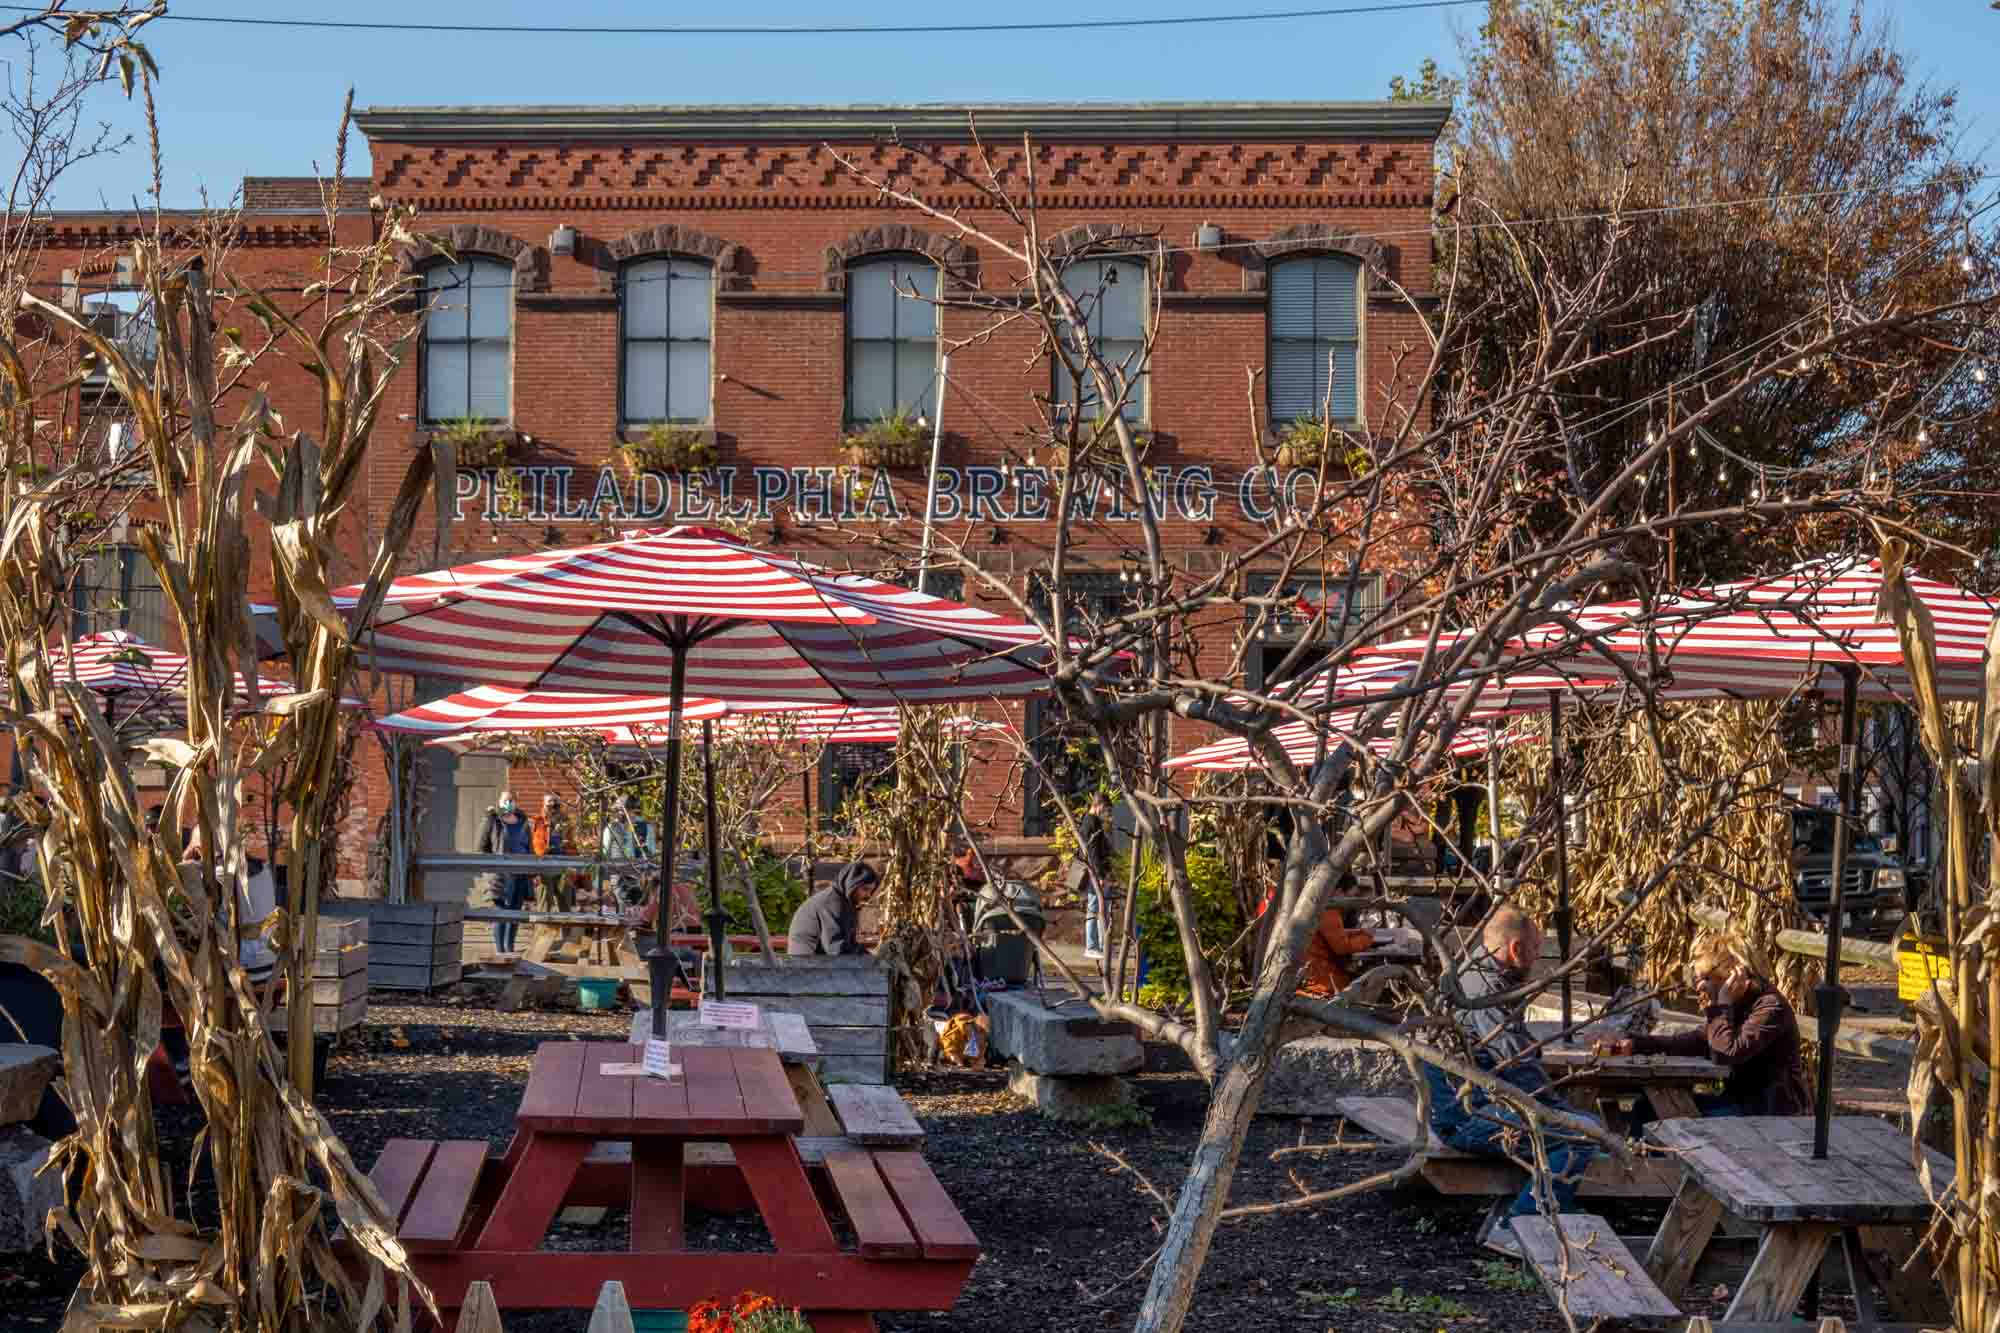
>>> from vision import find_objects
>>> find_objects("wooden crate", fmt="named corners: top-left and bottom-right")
top-left (310, 942), bottom-right (368, 979)
top-left (719, 958), bottom-right (892, 1084)
top-left (339, 900), bottom-right (466, 992)
top-left (312, 993), bottom-right (367, 1035)
top-left (310, 969), bottom-right (368, 1008)
top-left (316, 915), bottom-right (366, 950)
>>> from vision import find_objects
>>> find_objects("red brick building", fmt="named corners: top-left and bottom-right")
top-left (44, 101), bottom-right (1447, 887)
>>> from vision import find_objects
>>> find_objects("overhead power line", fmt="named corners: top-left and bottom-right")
top-left (2, 0), bottom-right (1483, 37)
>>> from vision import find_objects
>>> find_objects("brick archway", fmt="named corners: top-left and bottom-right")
top-left (598, 222), bottom-right (748, 292)
top-left (1240, 222), bottom-right (1389, 292)
top-left (821, 223), bottom-right (977, 294)
top-left (398, 222), bottom-right (549, 293)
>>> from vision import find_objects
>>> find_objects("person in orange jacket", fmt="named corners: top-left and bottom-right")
top-left (1291, 873), bottom-right (1377, 996)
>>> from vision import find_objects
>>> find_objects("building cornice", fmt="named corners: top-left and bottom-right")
top-left (354, 102), bottom-right (1451, 144)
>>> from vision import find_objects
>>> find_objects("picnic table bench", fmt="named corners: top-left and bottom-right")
top-left (1332, 1095), bottom-right (1681, 1199)
top-left (1541, 1045), bottom-right (1726, 1127)
top-left (1510, 1212), bottom-right (1682, 1329)
top-left (363, 1042), bottom-right (975, 1330)
top-left (1643, 1116), bottom-right (1954, 1327)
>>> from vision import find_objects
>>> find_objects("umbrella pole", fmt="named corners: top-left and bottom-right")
top-left (1813, 665), bottom-right (1860, 1160)
top-left (647, 639), bottom-right (690, 1043)
top-left (702, 719), bottom-right (726, 1000)
top-left (1548, 691), bottom-right (1573, 1030)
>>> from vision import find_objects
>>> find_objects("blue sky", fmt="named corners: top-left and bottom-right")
top-left (26, 0), bottom-right (2000, 212)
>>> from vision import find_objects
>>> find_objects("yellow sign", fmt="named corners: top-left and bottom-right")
top-left (1895, 934), bottom-right (1952, 1003)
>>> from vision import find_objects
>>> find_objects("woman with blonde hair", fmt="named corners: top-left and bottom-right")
top-left (1598, 934), bottom-right (1810, 1126)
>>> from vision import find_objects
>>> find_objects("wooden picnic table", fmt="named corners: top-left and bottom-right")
top-left (1541, 1045), bottom-right (1724, 1126)
top-left (365, 1041), bottom-right (975, 1331)
top-left (1642, 1115), bottom-right (1954, 1325)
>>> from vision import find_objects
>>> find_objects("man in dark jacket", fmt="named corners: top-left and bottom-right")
top-left (1600, 937), bottom-right (1810, 1128)
top-left (1422, 906), bottom-right (1602, 1246)
top-left (787, 859), bottom-right (878, 957)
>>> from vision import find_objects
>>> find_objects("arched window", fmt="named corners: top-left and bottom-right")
top-left (1268, 255), bottom-right (1361, 422)
top-left (1054, 258), bottom-right (1147, 423)
top-left (423, 257), bottom-right (512, 422)
top-left (621, 257), bottom-right (714, 424)
top-left (846, 256), bottom-right (938, 421)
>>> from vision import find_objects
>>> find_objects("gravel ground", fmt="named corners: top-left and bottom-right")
top-left (1, 986), bottom-right (1917, 1330)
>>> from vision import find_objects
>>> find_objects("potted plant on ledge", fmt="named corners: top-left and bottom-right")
top-left (842, 409), bottom-right (929, 470)
top-left (1048, 428), bottom-right (1150, 470)
top-left (618, 424), bottom-right (717, 476)
top-left (433, 417), bottom-right (523, 470)
top-left (1272, 416), bottom-right (1371, 473)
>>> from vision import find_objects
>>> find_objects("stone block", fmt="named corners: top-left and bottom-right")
top-left (0, 1045), bottom-right (58, 1127)
top-left (1256, 1036), bottom-right (1402, 1117)
top-left (984, 990), bottom-right (1142, 1076)
top-left (1006, 1065), bottom-right (1136, 1123)
top-left (0, 1125), bottom-right (58, 1253)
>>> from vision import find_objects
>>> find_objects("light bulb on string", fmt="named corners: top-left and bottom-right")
top-left (1977, 367), bottom-right (1989, 384)
top-left (1917, 427), bottom-right (1930, 445)
top-left (1963, 254), bottom-right (1977, 275)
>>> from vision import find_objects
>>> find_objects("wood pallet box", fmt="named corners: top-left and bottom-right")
top-left (336, 900), bottom-right (465, 992)
top-left (310, 921), bottom-right (370, 1036)
top-left (718, 957), bottom-right (892, 1084)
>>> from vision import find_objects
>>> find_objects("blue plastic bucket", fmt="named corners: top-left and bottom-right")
top-left (576, 976), bottom-right (621, 1011)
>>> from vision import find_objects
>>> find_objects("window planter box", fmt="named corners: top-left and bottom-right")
top-left (1049, 432), bottom-right (1150, 470)
top-left (618, 426), bottom-right (716, 475)
top-left (842, 412), bottom-right (930, 470)
top-left (429, 420), bottom-right (524, 470)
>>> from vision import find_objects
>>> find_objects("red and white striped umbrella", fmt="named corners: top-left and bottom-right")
top-left (1366, 557), bottom-right (1996, 702)
top-left (1166, 715), bottom-right (1527, 773)
top-left (44, 631), bottom-right (349, 708)
top-left (375, 690), bottom-right (1000, 750)
top-left (372, 685), bottom-right (733, 740)
top-left (334, 526), bottom-right (1052, 705)
top-left (1281, 652), bottom-right (1618, 715)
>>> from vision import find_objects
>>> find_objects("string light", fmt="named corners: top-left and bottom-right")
top-left (1963, 254), bottom-right (1977, 275)
top-left (1917, 426), bottom-right (1930, 445)
top-left (1977, 367), bottom-right (1989, 384)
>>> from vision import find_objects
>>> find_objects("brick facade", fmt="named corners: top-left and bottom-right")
top-left (35, 101), bottom-right (1446, 883)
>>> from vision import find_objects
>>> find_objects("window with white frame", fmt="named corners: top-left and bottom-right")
top-left (1054, 258), bottom-right (1147, 422)
top-left (846, 257), bottom-right (938, 420)
top-left (1268, 255), bottom-right (1361, 422)
top-left (621, 257), bottom-right (713, 423)
top-left (423, 258), bottom-right (512, 422)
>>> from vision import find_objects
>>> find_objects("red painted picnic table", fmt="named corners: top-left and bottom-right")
top-left (369, 1041), bottom-right (977, 1332)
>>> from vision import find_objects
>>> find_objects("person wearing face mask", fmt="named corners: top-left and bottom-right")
top-left (478, 792), bottom-right (535, 954)
top-left (1596, 936), bottom-right (1809, 1129)
top-left (1422, 905), bottom-right (1603, 1250)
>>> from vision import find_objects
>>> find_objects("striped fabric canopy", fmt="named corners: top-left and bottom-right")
top-left (1278, 652), bottom-right (1617, 716)
top-left (333, 526), bottom-right (1053, 705)
top-left (43, 631), bottom-right (336, 706)
top-left (373, 685), bottom-right (733, 739)
top-left (1166, 715), bottom-right (1526, 773)
top-left (1367, 557), bottom-right (1997, 702)
top-left (375, 688), bottom-right (1001, 751)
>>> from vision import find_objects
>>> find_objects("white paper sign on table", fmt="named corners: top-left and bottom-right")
top-left (699, 999), bottom-right (761, 1030)
top-left (643, 1038), bottom-right (675, 1078)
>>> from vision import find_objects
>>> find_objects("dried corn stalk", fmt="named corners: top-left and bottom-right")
top-left (0, 191), bottom-right (436, 1326)
top-left (1506, 701), bottom-right (1815, 1006)
top-left (846, 706), bottom-right (982, 1063)
top-left (1878, 536), bottom-right (1994, 1332)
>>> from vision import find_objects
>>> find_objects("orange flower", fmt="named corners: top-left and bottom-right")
top-left (733, 1293), bottom-right (777, 1317)
top-left (687, 1300), bottom-right (736, 1333)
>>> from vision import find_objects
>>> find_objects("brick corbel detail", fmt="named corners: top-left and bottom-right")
top-left (1239, 222), bottom-right (1389, 293)
top-left (597, 222), bottom-right (748, 292)
top-left (821, 223), bottom-right (977, 294)
top-left (398, 223), bottom-right (549, 292)
top-left (1045, 223), bottom-right (1175, 291)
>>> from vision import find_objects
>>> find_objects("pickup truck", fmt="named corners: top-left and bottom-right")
top-left (1791, 808), bottom-right (1926, 935)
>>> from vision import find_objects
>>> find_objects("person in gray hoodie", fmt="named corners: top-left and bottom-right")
top-left (787, 859), bottom-right (879, 956)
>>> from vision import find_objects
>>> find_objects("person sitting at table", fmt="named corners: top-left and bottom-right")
top-left (1596, 935), bottom-right (1810, 1128)
top-left (786, 858), bottom-right (878, 957)
top-left (1301, 873), bottom-right (1378, 996)
top-left (1422, 905), bottom-right (1603, 1247)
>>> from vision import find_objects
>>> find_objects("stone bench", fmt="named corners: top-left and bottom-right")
top-left (983, 990), bottom-right (1143, 1121)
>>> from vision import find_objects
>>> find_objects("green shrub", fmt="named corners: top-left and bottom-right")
top-left (0, 869), bottom-right (54, 946)
top-left (1127, 844), bottom-right (1245, 1006)
top-left (722, 848), bottom-right (808, 937)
